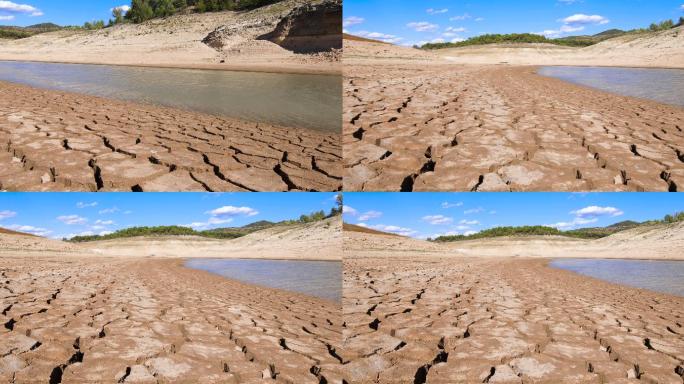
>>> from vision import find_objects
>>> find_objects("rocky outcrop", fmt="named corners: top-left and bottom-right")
top-left (258, 0), bottom-right (342, 53)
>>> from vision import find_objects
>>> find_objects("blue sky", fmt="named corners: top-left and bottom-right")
top-left (0, 193), bottom-right (339, 239)
top-left (0, 1), bottom-right (131, 26)
top-left (344, 193), bottom-right (684, 239)
top-left (344, 0), bottom-right (684, 46)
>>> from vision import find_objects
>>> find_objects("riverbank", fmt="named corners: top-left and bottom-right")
top-left (342, 228), bottom-right (684, 383)
top-left (0, 1), bottom-right (342, 76)
top-left (0, 81), bottom-right (341, 192)
top-left (343, 256), bottom-right (684, 383)
top-left (0, 256), bottom-right (343, 383)
top-left (344, 62), bottom-right (684, 191)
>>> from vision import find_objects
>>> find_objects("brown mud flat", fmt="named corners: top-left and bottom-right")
top-left (344, 64), bottom-right (684, 192)
top-left (342, 256), bottom-right (684, 383)
top-left (0, 257), bottom-right (343, 383)
top-left (0, 81), bottom-right (342, 192)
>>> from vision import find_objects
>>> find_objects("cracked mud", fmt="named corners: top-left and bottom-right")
top-left (344, 65), bottom-right (684, 191)
top-left (0, 81), bottom-right (342, 192)
top-left (342, 257), bottom-right (684, 383)
top-left (0, 257), bottom-right (343, 383)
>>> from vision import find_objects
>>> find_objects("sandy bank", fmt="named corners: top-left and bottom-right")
top-left (342, 226), bottom-right (684, 383)
top-left (0, 0), bottom-right (341, 75)
top-left (0, 256), bottom-right (343, 383)
top-left (0, 81), bottom-right (341, 192)
top-left (80, 217), bottom-right (342, 261)
top-left (344, 63), bottom-right (684, 192)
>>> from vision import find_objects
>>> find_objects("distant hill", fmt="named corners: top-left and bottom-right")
top-left (343, 223), bottom-right (402, 237)
top-left (0, 23), bottom-right (62, 39)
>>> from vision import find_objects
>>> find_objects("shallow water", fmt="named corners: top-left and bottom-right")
top-left (185, 258), bottom-right (342, 303)
top-left (0, 60), bottom-right (341, 133)
top-left (550, 258), bottom-right (684, 297)
top-left (538, 66), bottom-right (684, 108)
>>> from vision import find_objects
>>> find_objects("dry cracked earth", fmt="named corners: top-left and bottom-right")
top-left (0, 257), bottom-right (343, 383)
top-left (343, 257), bottom-right (684, 383)
top-left (0, 81), bottom-right (342, 192)
top-left (344, 65), bottom-right (684, 192)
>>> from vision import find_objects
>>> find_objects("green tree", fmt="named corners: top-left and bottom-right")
top-left (112, 7), bottom-right (125, 24)
top-left (154, 0), bottom-right (176, 17)
top-left (196, 0), bottom-right (207, 12)
top-left (128, 0), bottom-right (155, 23)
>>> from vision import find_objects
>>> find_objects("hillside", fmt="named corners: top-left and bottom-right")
top-left (343, 33), bottom-right (389, 45)
top-left (0, 227), bottom-right (37, 237)
top-left (0, 0), bottom-right (342, 71)
top-left (81, 216), bottom-right (341, 260)
top-left (343, 223), bottom-right (402, 237)
top-left (0, 23), bottom-right (63, 39)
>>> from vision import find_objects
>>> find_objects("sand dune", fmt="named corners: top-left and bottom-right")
top-left (342, 224), bottom-right (684, 383)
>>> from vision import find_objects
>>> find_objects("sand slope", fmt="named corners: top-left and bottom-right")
top-left (435, 26), bottom-right (684, 68)
top-left (344, 221), bottom-right (684, 260)
top-left (0, 0), bottom-right (340, 73)
top-left (80, 216), bottom-right (342, 260)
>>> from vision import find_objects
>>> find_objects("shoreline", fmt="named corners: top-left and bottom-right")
top-left (0, 80), bottom-right (342, 192)
top-left (0, 57), bottom-right (342, 76)
top-left (0, 255), bottom-right (344, 382)
top-left (343, 253), bottom-right (684, 383)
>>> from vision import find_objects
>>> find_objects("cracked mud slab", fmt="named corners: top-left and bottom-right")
top-left (344, 64), bottom-right (684, 191)
top-left (342, 256), bottom-right (684, 383)
top-left (0, 81), bottom-right (342, 192)
top-left (0, 257), bottom-right (343, 383)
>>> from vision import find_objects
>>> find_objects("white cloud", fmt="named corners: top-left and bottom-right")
top-left (459, 219), bottom-right (480, 225)
top-left (94, 220), bottom-right (114, 226)
top-left (353, 30), bottom-right (403, 44)
top-left (343, 16), bottom-right (364, 27)
top-left (111, 4), bottom-right (130, 13)
top-left (445, 26), bottom-right (466, 33)
top-left (0, 15), bottom-right (14, 20)
top-left (64, 231), bottom-right (94, 239)
top-left (426, 8), bottom-right (448, 15)
top-left (407, 21), bottom-right (439, 32)
top-left (422, 215), bottom-right (453, 225)
top-left (547, 217), bottom-right (598, 230)
top-left (451, 38), bottom-right (466, 43)
top-left (99, 207), bottom-right (120, 214)
top-left (464, 230), bottom-right (479, 236)
top-left (184, 217), bottom-right (233, 230)
top-left (572, 206), bottom-right (624, 218)
top-left (464, 207), bottom-right (484, 215)
top-left (561, 14), bottom-right (609, 25)
top-left (77, 202), bottom-right (98, 208)
top-left (681, 4), bottom-right (684, 10)
top-left (475, 17), bottom-right (485, 22)
top-left (0, 210), bottom-right (16, 220)
top-left (3, 224), bottom-right (51, 237)
top-left (450, 14), bottom-right (471, 21)
top-left (343, 205), bottom-right (358, 216)
top-left (98, 230), bottom-right (113, 236)
top-left (441, 202), bottom-right (463, 209)
top-left (208, 206), bottom-right (258, 217)
top-left (357, 223), bottom-right (418, 237)
top-left (358, 210), bottom-right (382, 221)
top-left (0, 1), bottom-right (42, 16)
top-left (57, 215), bottom-right (88, 225)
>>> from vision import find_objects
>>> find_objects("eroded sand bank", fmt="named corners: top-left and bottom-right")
top-left (0, 257), bottom-right (343, 383)
top-left (0, 81), bottom-right (341, 192)
top-left (341, 225), bottom-right (684, 383)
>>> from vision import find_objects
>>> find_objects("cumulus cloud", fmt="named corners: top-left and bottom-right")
top-left (561, 14), bottom-right (609, 25)
top-left (94, 220), bottom-right (114, 226)
top-left (441, 201), bottom-right (463, 209)
top-left (111, 5), bottom-right (130, 13)
top-left (57, 215), bottom-right (88, 225)
top-left (77, 202), bottom-right (98, 208)
top-left (407, 21), bottom-right (439, 32)
top-left (464, 207), bottom-right (484, 215)
top-left (184, 217), bottom-right (233, 230)
top-left (3, 224), bottom-right (51, 237)
top-left (426, 8), bottom-right (448, 15)
top-left (0, 15), bottom-right (13, 20)
top-left (358, 210), bottom-right (382, 221)
top-left (572, 206), bottom-right (624, 218)
top-left (0, 1), bottom-right (42, 16)
top-left (99, 207), bottom-right (120, 215)
top-left (208, 206), bottom-right (259, 217)
top-left (459, 219), bottom-right (480, 225)
top-left (0, 210), bottom-right (16, 220)
top-left (445, 26), bottom-right (466, 33)
top-left (352, 30), bottom-right (403, 44)
top-left (357, 223), bottom-right (417, 237)
top-left (422, 215), bottom-right (453, 225)
top-left (343, 16), bottom-right (364, 27)
top-left (547, 217), bottom-right (598, 230)
top-left (450, 13), bottom-right (471, 21)
top-left (343, 205), bottom-right (358, 216)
